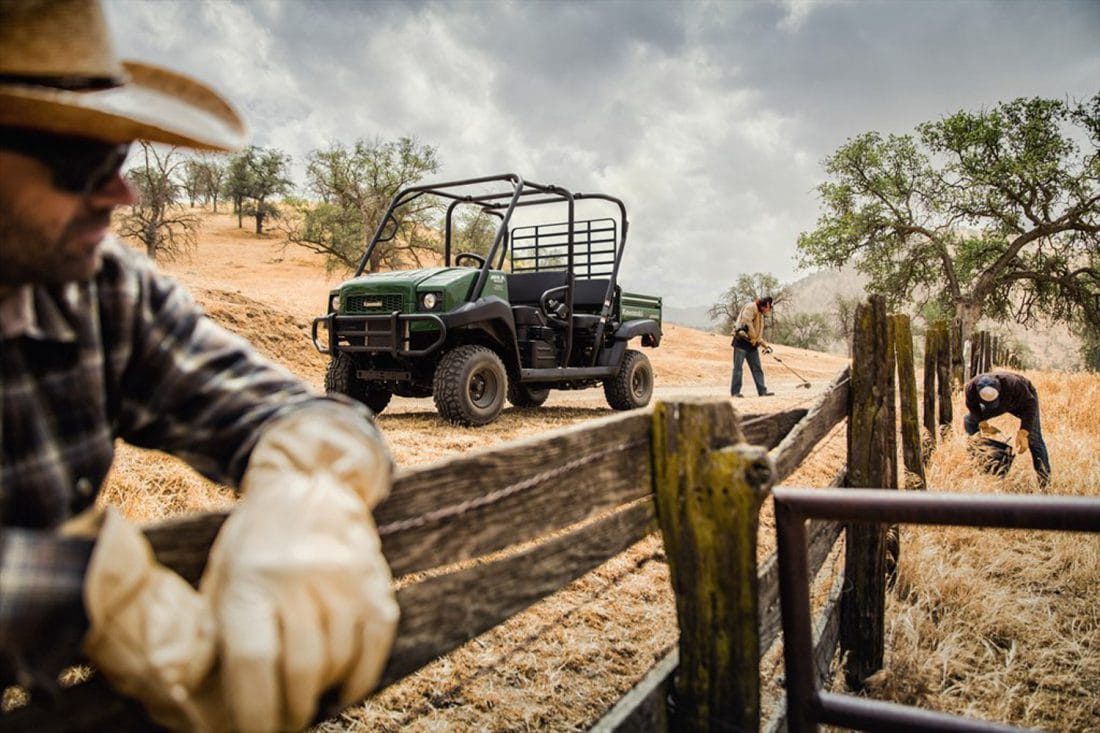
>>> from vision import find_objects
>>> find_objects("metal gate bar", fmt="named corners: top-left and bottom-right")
top-left (773, 487), bottom-right (1100, 733)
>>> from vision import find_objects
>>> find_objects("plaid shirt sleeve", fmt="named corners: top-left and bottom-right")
top-left (0, 529), bottom-right (94, 691)
top-left (104, 241), bottom-right (337, 485)
top-left (2, 238), bottom-right (378, 688)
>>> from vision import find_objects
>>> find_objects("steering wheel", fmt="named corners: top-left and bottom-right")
top-left (539, 285), bottom-right (571, 325)
top-left (454, 252), bottom-right (486, 268)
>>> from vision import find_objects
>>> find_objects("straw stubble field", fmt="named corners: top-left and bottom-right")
top-left (104, 212), bottom-right (1098, 731)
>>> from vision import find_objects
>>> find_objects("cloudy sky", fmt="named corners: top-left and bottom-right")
top-left (102, 0), bottom-right (1099, 309)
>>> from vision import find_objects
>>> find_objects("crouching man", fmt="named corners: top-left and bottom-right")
top-left (0, 1), bottom-right (397, 729)
top-left (963, 370), bottom-right (1052, 489)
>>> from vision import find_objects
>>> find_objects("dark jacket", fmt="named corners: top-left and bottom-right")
top-left (964, 371), bottom-right (1039, 432)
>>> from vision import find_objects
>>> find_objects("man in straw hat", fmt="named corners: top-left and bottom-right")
top-left (964, 370), bottom-right (1051, 489)
top-left (0, 1), bottom-right (398, 729)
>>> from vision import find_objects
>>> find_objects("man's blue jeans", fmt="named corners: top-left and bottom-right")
top-left (964, 407), bottom-right (1051, 488)
top-left (731, 344), bottom-right (768, 396)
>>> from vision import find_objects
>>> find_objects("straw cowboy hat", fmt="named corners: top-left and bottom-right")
top-left (0, 0), bottom-right (246, 151)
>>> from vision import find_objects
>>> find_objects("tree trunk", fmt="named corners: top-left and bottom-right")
top-left (144, 221), bottom-right (158, 260)
top-left (954, 299), bottom-right (983, 350)
top-left (842, 295), bottom-right (895, 690)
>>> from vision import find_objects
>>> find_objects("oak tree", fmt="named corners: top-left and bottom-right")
top-left (223, 146), bottom-right (292, 234)
top-left (798, 95), bottom-right (1099, 344)
top-left (708, 272), bottom-right (787, 334)
top-left (283, 137), bottom-right (441, 272)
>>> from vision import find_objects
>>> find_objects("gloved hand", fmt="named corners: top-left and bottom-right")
top-left (1016, 429), bottom-right (1030, 455)
top-left (761, 343), bottom-right (773, 355)
top-left (200, 406), bottom-right (399, 732)
top-left (978, 421), bottom-right (1000, 437)
top-left (71, 507), bottom-right (218, 731)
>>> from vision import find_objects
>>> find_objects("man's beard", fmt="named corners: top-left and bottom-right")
top-left (0, 205), bottom-right (110, 287)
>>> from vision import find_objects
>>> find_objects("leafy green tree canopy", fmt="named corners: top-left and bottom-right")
top-left (223, 145), bottom-right (292, 234)
top-left (797, 94), bottom-right (1099, 341)
top-left (708, 272), bottom-right (787, 334)
top-left (771, 311), bottom-right (832, 351)
top-left (284, 137), bottom-right (440, 273)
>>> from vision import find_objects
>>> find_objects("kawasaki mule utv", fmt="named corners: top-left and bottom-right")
top-left (311, 173), bottom-right (662, 426)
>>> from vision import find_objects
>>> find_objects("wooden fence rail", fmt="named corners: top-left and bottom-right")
top-left (3, 388), bottom-right (842, 732)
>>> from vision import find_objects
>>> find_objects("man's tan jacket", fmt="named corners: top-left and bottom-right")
top-left (734, 301), bottom-right (765, 345)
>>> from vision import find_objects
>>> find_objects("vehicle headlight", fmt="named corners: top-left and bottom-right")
top-left (421, 292), bottom-right (439, 310)
top-left (329, 292), bottom-right (340, 312)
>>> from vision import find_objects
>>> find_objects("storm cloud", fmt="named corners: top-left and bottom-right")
top-left (103, 0), bottom-right (1099, 308)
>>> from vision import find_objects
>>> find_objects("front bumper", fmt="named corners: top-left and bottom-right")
top-left (311, 311), bottom-right (446, 356)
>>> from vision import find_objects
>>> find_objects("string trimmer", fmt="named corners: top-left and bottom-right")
top-left (768, 352), bottom-right (811, 389)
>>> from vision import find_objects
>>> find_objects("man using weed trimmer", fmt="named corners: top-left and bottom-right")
top-left (964, 371), bottom-right (1051, 489)
top-left (730, 296), bottom-right (775, 397)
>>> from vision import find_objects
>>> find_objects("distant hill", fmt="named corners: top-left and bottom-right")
top-left (784, 264), bottom-right (868, 313)
top-left (777, 264), bottom-right (1081, 370)
top-left (663, 303), bottom-right (716, 331)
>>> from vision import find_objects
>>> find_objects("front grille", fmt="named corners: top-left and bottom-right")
top-left (345, 293), bottom-right (404, 314)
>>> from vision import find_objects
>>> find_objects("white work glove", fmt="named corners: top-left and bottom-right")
top-left (1016, 428), bottom-right (1030, 455)
top-left (200, 406), bottom-right (398, 732)
top-left (978, 420), bottom-right (1000, 437)
top-left (72, 507), bottom-right (218, 731)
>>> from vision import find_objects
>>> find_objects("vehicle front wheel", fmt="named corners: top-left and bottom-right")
top-left (507, 381), bottom-right (550, 408)
top-left (325, 353), bottom-right (393, 415)
top-left (604, 349), bottom-right (653, 410)
top-left (433, 345), bottom-right (507, 426)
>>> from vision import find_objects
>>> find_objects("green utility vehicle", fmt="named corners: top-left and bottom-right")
top-left (311, 174), bottom-right (662, 426)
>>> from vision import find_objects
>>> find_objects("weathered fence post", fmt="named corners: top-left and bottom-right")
top-left (922, 325), bottom-right (938, 451)
top-left (841, 295), bottom-right (896, 691)
top-left (652, 400), bottom-right (774, 732)
top-left (935, 321), bottom-right (953, 433)
top-left (968, 330), bottom-right (981, 379)
top-left (892, 315), bottom-right (925, 490)
top-left (981, 331), bottom-right (992, 373)
top-left (951, 318), bottom-right (964, 387)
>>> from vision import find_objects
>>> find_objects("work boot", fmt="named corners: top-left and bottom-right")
top-left (759, 391), bottom-right (774, 396)
top-left (732, 393), bottom-right (744, 398)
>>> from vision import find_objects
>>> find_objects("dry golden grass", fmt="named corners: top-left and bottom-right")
top-left (863, 372), bottom-right (1100, 731)
top-left (91, 211), bottom-right (1097, 731)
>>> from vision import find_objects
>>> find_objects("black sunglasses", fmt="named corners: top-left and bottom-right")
top-left (0, 128), bottom-right (130, 196)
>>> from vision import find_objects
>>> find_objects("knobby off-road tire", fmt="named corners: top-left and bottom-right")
top-left (604, 349), bottom-right (654, 411)
top-left (325, 353), bottom-right (393, 415)
top-left (507, 381), bottom-right (550, 408)
top-left (433, 345), bottom-right (507, 426)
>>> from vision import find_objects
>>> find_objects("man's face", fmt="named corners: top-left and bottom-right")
top-left (0, 143), bottom-right (135, 290)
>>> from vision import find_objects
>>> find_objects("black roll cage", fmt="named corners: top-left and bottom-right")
top-left (352, 173), bottom-right (632, 367)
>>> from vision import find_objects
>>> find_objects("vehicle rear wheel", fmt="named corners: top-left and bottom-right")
top-left (325, 353), bottom-right (393, 415)
top-left (604, 349), bottom-right (653, 410)
top-left (433, 345), bottom-right (507, 426)
top-left (507, 381), bottom-right (550, 408)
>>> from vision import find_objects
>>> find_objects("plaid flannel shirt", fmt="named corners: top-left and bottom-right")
top-left (0, 237), bottom-right (350, 688)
